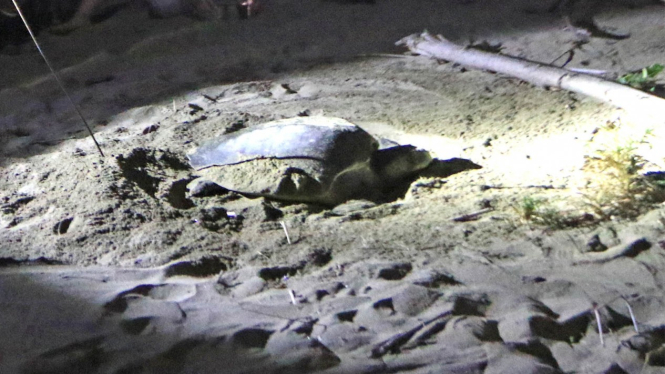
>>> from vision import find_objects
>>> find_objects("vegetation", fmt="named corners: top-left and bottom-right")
top-left (514, 123), bottom-right (665, 229)
top-left (583, 127), bottom-right (665, 220)
top-left (512, 196), bottom-right (589, 229)
top-left (617, 63), bottom-right (664, 92)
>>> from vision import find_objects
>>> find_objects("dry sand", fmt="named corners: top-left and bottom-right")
top-left (2, 0), bottom-right (665, 372)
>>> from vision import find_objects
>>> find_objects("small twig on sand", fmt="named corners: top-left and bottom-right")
top-left (280, 221), bottom-right (291, 244)
top-left (479, 184), bottom-right (560, 191)
top-left (450, 208), bottom-right (494, 222)
top-left (396, 32), bottom-right (665, 121)
top-left (353, 53), bottom-right (412, 59)
top-left (566, 68), bottom-right (615, 79)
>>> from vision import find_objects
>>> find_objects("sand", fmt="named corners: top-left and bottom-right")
top-left (2, 0), bottom-right (665, 372)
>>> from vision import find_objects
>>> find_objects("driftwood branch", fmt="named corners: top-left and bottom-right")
top-left (396, 32), bottom-right (665, 119)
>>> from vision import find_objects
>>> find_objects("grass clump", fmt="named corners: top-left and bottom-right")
top-left (617, 63), bottom-right (664, 92)
top-left (513, 196), bottom-right (590, 229)
top-left (512, 123), bottom-right (665, 229)
top-left (583, 126), bottom-right (665, 220)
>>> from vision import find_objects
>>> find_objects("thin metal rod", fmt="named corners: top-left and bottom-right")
top-left (280, 221), bottom-right (291, 245)
top-left (623, 298), bottom-right (639, 333)
top-left (11, 0), bottom-right (105, 157)
top-left (592, 303), bottom-right (604, 347)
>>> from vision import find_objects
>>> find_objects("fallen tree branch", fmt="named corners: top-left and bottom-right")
top-left (396, 32), bottom-right (665, 119)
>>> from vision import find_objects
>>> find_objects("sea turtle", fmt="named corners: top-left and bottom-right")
top-left (188, 116), bottom-right (432, 205)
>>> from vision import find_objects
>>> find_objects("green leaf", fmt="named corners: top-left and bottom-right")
top-left (617, 63), bottom-right (664, 89)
